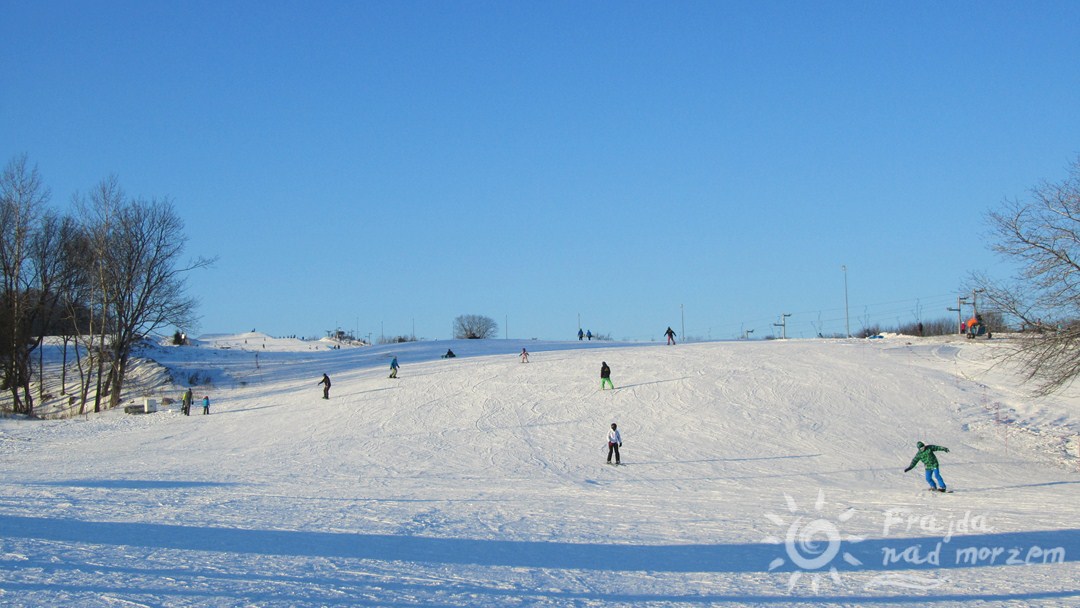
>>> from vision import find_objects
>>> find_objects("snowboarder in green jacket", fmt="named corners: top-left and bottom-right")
top-left (904, 441), bottom-right (949, 492)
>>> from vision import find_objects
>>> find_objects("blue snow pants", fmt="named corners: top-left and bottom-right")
top-left (925, 468), bottom-right (945, 489)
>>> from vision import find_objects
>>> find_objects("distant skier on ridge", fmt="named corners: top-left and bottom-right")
top-left (903, 441), bottom-right (950, 492)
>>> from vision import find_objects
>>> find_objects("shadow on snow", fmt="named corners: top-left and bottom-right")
top-left (4, 514), bottom-right (1077, 574)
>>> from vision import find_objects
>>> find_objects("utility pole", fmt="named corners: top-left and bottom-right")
top-left (949, 296), bottom-right (969, 334)
top-left (842, 265), bottom-right (850, 338)
top-left (774, 313), bottom-right (791, 340)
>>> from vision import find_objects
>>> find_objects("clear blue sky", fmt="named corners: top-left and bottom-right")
top-left (4, 1), bottom-right (1079, 341)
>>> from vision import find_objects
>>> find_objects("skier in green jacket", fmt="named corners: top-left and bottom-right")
top-left (904, 441), bottom-right (950, 492)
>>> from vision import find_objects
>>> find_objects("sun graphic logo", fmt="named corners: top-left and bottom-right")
top-left (763, 490), bottom-right (865, 593)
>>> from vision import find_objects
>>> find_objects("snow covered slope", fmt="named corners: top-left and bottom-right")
top-left (2, 335), bottom-right (1078, 606)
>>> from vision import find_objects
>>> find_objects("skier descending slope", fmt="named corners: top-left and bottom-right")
top-left (904, 441), bottom-right (950, 492)
top-left (606, 423), bottom-right (623, 465)
top-left (600, 362), bottom-right (614, 390)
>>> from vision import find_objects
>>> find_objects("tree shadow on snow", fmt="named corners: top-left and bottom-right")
top-left (5, 514), bottom-right (1079, 574)
top-left (5, 515), bottom-right (1080, 604)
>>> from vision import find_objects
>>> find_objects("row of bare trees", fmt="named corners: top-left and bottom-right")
top-left (0, 154), bottom-right (212, 417)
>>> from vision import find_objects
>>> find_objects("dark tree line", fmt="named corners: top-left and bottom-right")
top-left (0, 155), bottom-right (213, 416)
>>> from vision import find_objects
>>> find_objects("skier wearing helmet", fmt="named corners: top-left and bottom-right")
top-left (607, 422), bottom-right (623, 465)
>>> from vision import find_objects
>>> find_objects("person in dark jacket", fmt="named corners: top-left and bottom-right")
top-left (904, 441), bottom-right (950, 491)
top-left (318, 373), bottom-right (331, 399)
top-left (665, 327), bottom-right (677, 345)
top-left (182, 388), bottom-right (193, 416)
top-left (600, 362), bottom-right (614, 390)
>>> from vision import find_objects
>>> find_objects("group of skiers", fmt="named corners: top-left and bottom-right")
top-left (305, 329), bottom-right (951, 489)
top-left (576, 327), bottom-right (677, 344)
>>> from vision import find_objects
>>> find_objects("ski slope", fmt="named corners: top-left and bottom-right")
top-left (2, 334), bottom-right (1079, 606)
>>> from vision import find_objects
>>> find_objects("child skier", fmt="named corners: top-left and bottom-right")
top-left (389, 356), bottom-right (399, 378)
top-left (904, 441), bottom-right (950, 492)
top-left (202, 395), bottom-right (210, 415)
top-left (600, 362), bottom-right (613, 390)
top-left (607, 423), bottom-right (623, 465)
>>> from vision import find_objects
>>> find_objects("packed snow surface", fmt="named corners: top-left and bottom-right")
top-left (2, 333), bottom-right (1079, 606)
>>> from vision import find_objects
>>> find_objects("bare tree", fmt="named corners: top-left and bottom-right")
top-left (454, 314), bottom-right (498, 339)
top-left (0, 154), bottom-right (51, 415)
top-left (972, 157), bottom-right (1080, 394)
top-left (81, 185), bottom-right (214, 409)
top-left (28, 211), bottom-right (77, 402)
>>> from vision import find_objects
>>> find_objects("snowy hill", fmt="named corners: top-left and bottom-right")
top-left (2, 335), bottom-right (1079, 606)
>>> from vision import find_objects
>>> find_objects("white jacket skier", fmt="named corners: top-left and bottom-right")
top-left (607, 423), bottom-right (622, 465)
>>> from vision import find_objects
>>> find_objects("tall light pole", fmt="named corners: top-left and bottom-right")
top-left (680, 304), bottom-right (685, 343)
top-left (842, 265), bottom-right (850, 338)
